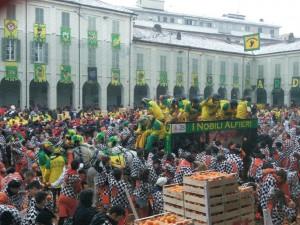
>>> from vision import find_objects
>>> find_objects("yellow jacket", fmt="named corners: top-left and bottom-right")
top-left (236, 101), bottom-right (249, 119)
top-left (200, 99), bottom-right (219, 121)
top-left (44, 155), bottom-right (66, 185)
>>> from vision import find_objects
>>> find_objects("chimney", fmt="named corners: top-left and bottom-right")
top-left (137, 0), bottom-right (165, 11)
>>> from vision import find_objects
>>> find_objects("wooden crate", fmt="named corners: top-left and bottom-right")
top-left (163, 184), bottom-right (184, 216)
top-left (134, 213), bottom-right (193, 225)
top-left (164, 202), bottom-right (185, 216)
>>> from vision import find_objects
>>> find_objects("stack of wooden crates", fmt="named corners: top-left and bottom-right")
top-left (163, 171), bottom-right (255, 225)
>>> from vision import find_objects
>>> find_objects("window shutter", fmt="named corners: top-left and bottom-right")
top-left (30, 41), bottom-right (35, 64)
top-left (44, 43), bottom-right (48, 64)
top-left (1, 38), bottom-right (7, 61)
top-left (16, 39), bottom-right (21, 62)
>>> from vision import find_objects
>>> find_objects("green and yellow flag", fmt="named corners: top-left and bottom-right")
top-left (4, 19), bottom-right (17, 39)
top-left (60, 65), bottom-right (72, 83)
top-left (136, 70), bottom-right (146, 86)
top-left (176, 72), bottom-right (183, 87)
top-left (34, 24), bottom-right (46, 43)
top-left (88, 31), bottom-right (98, 47)
top-left (5, 62), bottom-right (18, 81)
top-left (244, 33), bottom-right (260, 51)
top-left (192, 73), bottom-right (198, 87)
top-left (257, 79), bottom-right (264, 89)
top-left (207, 75), bottom-right (213, 86)
top-left (245, 74), bottom-right (251, 89)
top-left (61, 27), bottom-right (71, 44)
top-left (159, 71), bottom-right (168, 87)
top-left (274, 78), bottom-right (281, 89)
top-left (220, 74), bottom-right (225, 86)
top-left (233, 75), bottom-right (239, 88)
top-left (112, 33), bottom-right (120, 49)
top-left (34, 64), bottom-right (46, 82)
top-left (111, 68), bottom-right (120, 86)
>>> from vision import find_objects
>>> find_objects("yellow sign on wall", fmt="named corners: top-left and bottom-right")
top-left (244, 33), bottom-right (260, 51)
top-left (292, 77), bottom-right (300, 88)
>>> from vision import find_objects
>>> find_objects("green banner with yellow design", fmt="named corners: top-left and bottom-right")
top-left (233, 75), bottom-right (239, 88)
top-left (34, 64), bottom-right (46, 82)
top-left (176, 73), bottom-right (183, 87)
top-left (257, 79), bottom-right (264, 89)
top-left (136, 70), bottom-right (146, 86)
top-left (111, 33), bottom-right (120, 49)
top-left (245, 75), bottom-right (251, 89)
top-left (61, 27), bottom-right (71, 44)
top-left (5, 62), bottom-right (18, 81)
top-left (159, 71), bottom-right (168, 87)
top-left (111, 68), bottom-right (120, 86)
top-left (207, 75), bottom-right (213, 86)
top-left (88, 31), bottom-right (98, 47)
top-left (4, 19), bottom-right (17, 39)
top-left (192, 73), bottom-right (198, 87)
top-left (60, 65), bottom-right (72, 83)
top-left (34, 24), bottom-right (46, 43)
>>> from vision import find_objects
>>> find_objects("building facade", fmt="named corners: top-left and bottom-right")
top-left (1, 0), bottom-right (300, 110)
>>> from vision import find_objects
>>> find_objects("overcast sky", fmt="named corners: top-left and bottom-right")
top-left (102, 0), bottom-right (300, 36)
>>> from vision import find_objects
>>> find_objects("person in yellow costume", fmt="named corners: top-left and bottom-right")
top-left (216, 100), bottom-right (238, 120)
top-left (200, 94), bottom-right (220, 121)
top-left (158, 95), bottom-right (173, 123)
top-left (135, 116), bottom-right (152, 149)
top-left (177, 97), bottom-right (191, 122)
top-left (236, 97), bottom-right (251, 119)
top-left (142, 98), bottom-right (164, 121)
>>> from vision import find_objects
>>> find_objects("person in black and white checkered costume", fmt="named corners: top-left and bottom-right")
top-left (130, 150), bottom-right (146, 180)
top-left (215, 154), bottom-right (234, 174)
top-left (151, 177), bottom-right (167, 215)
top-left (108, 168), bottom-right (130, 209)
top-left (0, 204), bottom-right (22, 225)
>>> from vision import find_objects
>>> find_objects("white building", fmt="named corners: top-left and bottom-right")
top-left (1, 0), bottom-right (300, 110)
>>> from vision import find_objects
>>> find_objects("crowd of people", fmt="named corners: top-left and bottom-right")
top-left (0, 95), bottom-right (299, 225)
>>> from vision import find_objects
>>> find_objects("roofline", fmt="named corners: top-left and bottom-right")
top-left (133, 24), bottom-right (281, 42)
top-left (129, 7), bottom-right (281, 28)
top-left (255, 49), bottom-right (300, 57)
top-left (53, 0), bottom-right (137, 16)
top-left (133, 38), bottom-right (250, 57)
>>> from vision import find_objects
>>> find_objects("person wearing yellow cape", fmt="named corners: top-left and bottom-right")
top-left (135, 116), bottom-right (152, 149)
top-left (216, 99), bottom-right (238, 120)
top-left (200, 94), bottom-right (220, 121)
top-left (158, 95), bottom-right (173, 123)
top-left (177, 97), bottom-right (191, 122)
top-left (236, 97), bottom-right (252, 119)
top-left (142, 98), bottom-right (164, 121)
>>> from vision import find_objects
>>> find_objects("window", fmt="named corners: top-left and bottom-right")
top-left (157, 16), bottom-right (161, 22)
top-left (88, 17), bottom-right (96, 30)
top-left (170, 18), bottom-right (175, 23)
top-left (192, 59), bottom-right (198, 73)
top-left (258, 65), bottom-right (264, 78)
top-left (112, 20), bottom-right (119, 34)
top-left (137, 53), bottom-right (144, 70)
top-left (185, 19), bottom-right (193, 25)
top-left (88, 48), bottom-right (96, 67)
top-left (7, 5), bottom-right (16, 20)
top-left (35, 8), bottom-right (44, 24)
top-left (293, 62), bottom-right (299, 76)
top-left (258, 27), bottom-right (263, 33)
top-left (112, 50), bottom-right (119, 69)
top-left (207, 22), bottom-right (212, 28)
top-left (163, 17), bottom-right (168, 23)
top-left (275, 64), bottom-right (281, 77)
top-left (31, 42), bottom-right (48, 64)
top-left (2, 39), bottom-right (20, 61)
top-left (246, 63), bottom-right (251, 77)
top-left (270, 29), bottom-right (275, 38)
top-left (62, 45), bottom-right (69, 65)
top-left (220, 61), bottom-right (226, 75)
top-left (245, 26), bottom-right (250, 32)
top-left (207, 59), bottom-right (212, 75)
top-left (62, 12), bottom-right (70, 27)
top-left (233, 63), bottom-right (239, 76)
top-left (199, 21), bottom-right (204, 27)
top-left (176, 57), bottom-right (183, 73)
top-left (160, 55), bottom-right (166, 72)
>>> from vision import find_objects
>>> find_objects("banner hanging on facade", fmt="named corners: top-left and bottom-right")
top-left (257, 79), bottom-right (264, 89)
top-left (111, 33), bottom-right (121, 48)
top-left (136, 70), bottom-right (146, 86)
top-left (207, 75), bottom-right (213, 86)
top-left (274, 78), bottom-right (281, 89)
top-left (88, 67), bottom-right (97, 81)
top-left (5, 62), bottom-right (18, 81)
top-left (159, 71), bottom-right (168, 87)
top-left (34, 64), bottom-right (46, 82)
top-left (34, 24), bottom-right (46, 42)
top-left (111, 68), bottom-right (120, 86)
top-left (292, 77), bottom-right (300, 88)
top-left (245, 74), bottom-right (251, 89)
top-left (220, 74), bottom-right (225, 86)
top-left (88, 31), bottom-right (98, 47)
top-left (60, 65), bottom-right (72, 83)
top-left (192, 73), bottom-right (198, 87)
top-left (4, 19), bottom-right (17, 39)
top-left (244, 33), bottom-right (260, 51)
top-left (61, 27), bottom-right (71, 44)
top-left (233, 75), bottom-right (239, 88)
top-left (176, 73), bottom-right (183, 87)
